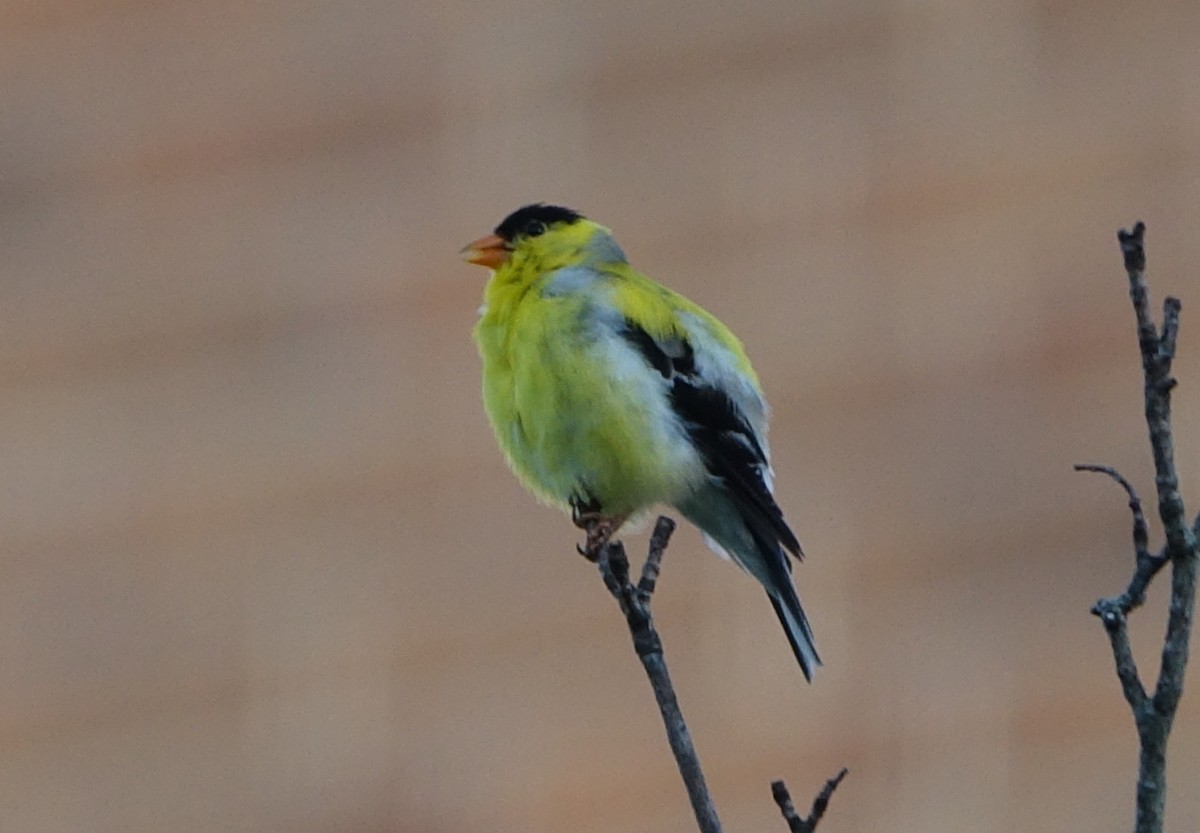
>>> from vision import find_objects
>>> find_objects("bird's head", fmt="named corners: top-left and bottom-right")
top-left (461, 204), bottom-right (625, 276)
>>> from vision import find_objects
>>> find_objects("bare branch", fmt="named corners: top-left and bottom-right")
top-left (1091, 600), bottom-right (1149, 712)
top-left (1119, 223), bottom-right (1192, 559)
top-left (1081, 222), bottom-right (1200, 833)
top-left (591, 518), bottom-right (847, 832)
top-left (636, 516), bottom-right (674, 600)
top-left (1075, 464), bottom-right (1151, 563)
top-left (594, 523), bottom-right (723, 833)
top-left (1153, 539), bottom-right (1197, 720)
top-left (771, 769), bottom-right (848, 833)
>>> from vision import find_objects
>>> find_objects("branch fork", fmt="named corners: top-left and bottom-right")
top-left (1075, 222), bottom-right (1199, 833)
top-left (583, 516), bottom-right (845, 833)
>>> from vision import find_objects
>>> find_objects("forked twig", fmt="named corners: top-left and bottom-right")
top-left (590, 516), bottom-right (846, 832)
top-left (1074, 222), bottom-right (1199, 833)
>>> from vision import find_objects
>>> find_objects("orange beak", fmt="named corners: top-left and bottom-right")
top-left (460, 234), bottom-right (511, 269)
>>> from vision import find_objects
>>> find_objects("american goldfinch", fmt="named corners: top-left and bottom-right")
top-left (464, 204), bottom-right (820, 680)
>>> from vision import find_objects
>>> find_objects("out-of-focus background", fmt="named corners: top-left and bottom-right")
top-left (3, 1), bottom-right (1199, 831)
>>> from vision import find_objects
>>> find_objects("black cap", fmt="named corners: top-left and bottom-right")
top-left (494, 204), bottom-right (584, 242)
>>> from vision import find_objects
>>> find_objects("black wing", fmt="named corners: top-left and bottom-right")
top-left (620, 321), bottom-right (802, 559)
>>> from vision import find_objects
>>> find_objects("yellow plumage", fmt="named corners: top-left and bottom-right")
top-left (464, 204), bottom-right (820, 680)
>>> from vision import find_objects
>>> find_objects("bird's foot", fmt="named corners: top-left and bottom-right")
top-left (570, 497), bottom-right (625, 561)
top-left (574, 515), bottom-right (625, 562)
top-left (570, 496), bottom-right (601, 529)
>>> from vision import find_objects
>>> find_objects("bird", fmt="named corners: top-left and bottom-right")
top-left (463, 203), bottom-right (820, 681)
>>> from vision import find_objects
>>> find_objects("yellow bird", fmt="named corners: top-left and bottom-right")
top-left (464, 204), bottom-right (819, 680)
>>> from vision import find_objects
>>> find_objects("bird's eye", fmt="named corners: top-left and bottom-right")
top-left (523, 219), bottom-right (546, 237)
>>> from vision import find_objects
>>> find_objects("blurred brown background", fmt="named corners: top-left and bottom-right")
top-left (3, 1), bottom-right (1200, 831)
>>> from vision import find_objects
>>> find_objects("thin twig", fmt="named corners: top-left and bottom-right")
top-left (1075, 222), bottom-right (1200, 833)
top-left (1119, 224), bottom-right (1192, 560)
top-left (771, 769), bottom-right (848, 833)
top-left (1075, 465), bottom-right (1167, 613)
top-left (1092, 600), bottom-right (1149, 713)
top-left (1074, 465), bottom-right (1150, 559)
top-left (591, 516), bottom-right (847, 833)
top-left (595, 517), bottom-right (723, 833)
